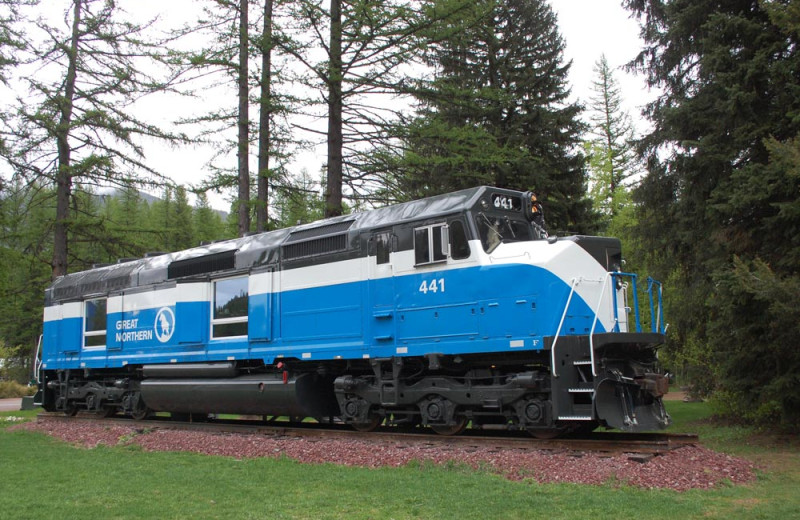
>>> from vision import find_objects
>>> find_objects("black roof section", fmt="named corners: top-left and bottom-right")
top-left (46, 187), bottom-right (492, 303)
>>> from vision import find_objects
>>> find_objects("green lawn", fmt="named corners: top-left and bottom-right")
top-left (1, 402), bottom-right (798, 520)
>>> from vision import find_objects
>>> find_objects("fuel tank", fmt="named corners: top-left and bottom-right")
top-left (140, 372), bottom-right (340, 419)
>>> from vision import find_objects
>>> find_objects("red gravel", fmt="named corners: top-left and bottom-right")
top-left (13, 419), bottom-right (756, 491)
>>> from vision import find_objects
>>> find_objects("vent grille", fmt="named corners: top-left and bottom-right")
top-left (168, 250), bottom-right (236, 279)
top-left (283, 234), bottom-right (347, 261)
top-left (285, 220), bottom-right (354, 244)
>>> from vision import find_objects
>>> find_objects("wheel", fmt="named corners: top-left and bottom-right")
top-left (351, 415), bottom-right (382, 432)
top-left (63, 405), bottom-right (78, 417)
top-left (131, 399), bottom-right (151, 421)
top-left (430, 417), bottom-right (468, 436)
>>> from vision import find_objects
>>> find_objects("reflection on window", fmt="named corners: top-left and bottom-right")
top-left (375, 232), bottom-right (391, 264)
top-left (414, 224), bottom-right (448, 266)
top-left (449, 220), bottom-right (471, 260)
top-left (84, 298), bottom-right (107, 348)
top-left (212, 277), bottom-right (249, 338)
top-left (476, 214), bottom-right (533, 253)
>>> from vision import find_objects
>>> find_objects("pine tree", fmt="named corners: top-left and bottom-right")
top-left (193, 192), bottom-right (227, 243)
top-left (0, 181), bottom-right (55, 360)
top-left (1, 0), bottom-right (187, 278)
top-left (281, 0), bottom-right (440, 216)
top-left (584, 54), bottom-right (640, 228)
top-left (175, 0), bottom-right (297, 235)
top-left (624, 0), bottom-right (800, 428)
top-left (0, 0), bottom-right (31, 86)
top-left (389, 0), bottom-right (593, 235)
top-left (173, 186), bottom-right (195, 250)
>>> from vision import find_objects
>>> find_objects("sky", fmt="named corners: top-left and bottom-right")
top-left (207, 0), bottom-right (656, 210)
top-left (553, 0), bottom-right (654, 132)
top-left (10, 1), bottom-right (657, 211)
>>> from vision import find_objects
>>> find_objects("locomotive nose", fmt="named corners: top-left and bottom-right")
top-left (594, 376), bottom-right (671, 432)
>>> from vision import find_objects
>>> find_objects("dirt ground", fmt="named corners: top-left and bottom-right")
top-left (663, 390), bottom-right (688, 401)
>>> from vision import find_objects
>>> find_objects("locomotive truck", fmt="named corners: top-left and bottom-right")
top-left (36, 186), bottom-right (670, 437)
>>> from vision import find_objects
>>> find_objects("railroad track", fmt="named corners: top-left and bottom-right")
top-left (37, 413), bottom-right (697, 458)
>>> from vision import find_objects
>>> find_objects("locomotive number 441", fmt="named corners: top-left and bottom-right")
top-left (419, 278), bottom-right (445, 294)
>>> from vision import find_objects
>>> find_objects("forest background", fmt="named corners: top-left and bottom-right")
top-left (1, 0), bottom-right (799, 432)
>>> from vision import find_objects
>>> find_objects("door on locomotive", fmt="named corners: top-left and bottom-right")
top-left (368, 230), bottom-right (396, 346)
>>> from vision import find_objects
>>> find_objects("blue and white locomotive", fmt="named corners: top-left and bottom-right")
top-left (38, 187), bottom-right (670, 436)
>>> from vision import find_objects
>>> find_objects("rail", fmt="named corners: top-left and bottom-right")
top-left (553, 272), bottom-right (666, 378)
top-left (550, 277), bottom-right (580, 378)
top-left (33, 334), bottom-right (43, 385)
top-left (647, 277), bottom-right (666, 334)
top-left (36, 413), bottom-right (698, 455)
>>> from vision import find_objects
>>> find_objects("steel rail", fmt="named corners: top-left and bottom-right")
top-left (36, 413), bottom-right (698, 457)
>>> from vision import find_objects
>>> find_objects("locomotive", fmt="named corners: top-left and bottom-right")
top-left (37, 186), bottom-right (670, 437)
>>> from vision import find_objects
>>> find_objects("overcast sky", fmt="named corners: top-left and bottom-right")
top-left (24, 1), bottom-right (658, 210)
top-left (552, 0), bottom-right (654, 132)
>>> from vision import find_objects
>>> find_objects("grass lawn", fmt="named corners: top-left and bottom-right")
top-left (1, 401), bottom-right (798, 520)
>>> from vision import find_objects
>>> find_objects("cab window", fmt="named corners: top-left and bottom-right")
top-left (476, 214), bottom-right (533, 253)
top-left (414, 224), bottom-right (448, 266)
top-left (449, 220), bottom-right (470, 260)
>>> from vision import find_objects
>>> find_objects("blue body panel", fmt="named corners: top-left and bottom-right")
top-left (41, 262), bottom-right (603, 370)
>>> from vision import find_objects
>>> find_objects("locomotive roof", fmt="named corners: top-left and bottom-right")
top-left (46, 186), bottom-right (496, 303)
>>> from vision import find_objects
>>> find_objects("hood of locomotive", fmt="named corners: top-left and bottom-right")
top-left (483, 235), bottom-right (624, 335)
top-left (483, 237), bottom-right (671, 432)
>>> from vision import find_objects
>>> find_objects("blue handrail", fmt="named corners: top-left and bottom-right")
top-left (610, 272), bottom-right (643, 333)
top-left (647, 277), bottom-right (665, 334)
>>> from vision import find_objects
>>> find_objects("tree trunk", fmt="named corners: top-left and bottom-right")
top-left (256, 0), bottom-right (273, 232)
top-left (325, 0), bottom-right (343, 218)
top-left (53, 0), bottom-right (82, 279)
top-left (237, 0), bottom-right (251, 236)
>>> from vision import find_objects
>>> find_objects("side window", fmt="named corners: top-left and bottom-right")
top-left (414, 224), bottom-right (448, 266)
top-left (212, 276), bottom-right (249, 338)
top-left (84, 298), bottom-right (107, 348)
top-left (449, 220), bottom-right (471, 260)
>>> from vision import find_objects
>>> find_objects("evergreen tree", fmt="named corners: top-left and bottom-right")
top-left (0, 181), bottom-right (54, 365)
top-left (172, 186), bottom-right (195, 250)
top-left (282, 0), bottom-right (444, 216)
top-left (177, 0), bottom-right (297, 235)
top-left (271, 169), bottom-right (325, 228)
top-left (624, 0), bottom-right (800, 429)
top-left (584, 54), bottom-right (640, 228)
top-left (0, 0), bottom-right (31, 86)
top-left (1, 0), bottom-right (186, 278)
top-left (193, 192), bottom-right (227, 243)
top-left (389, 0), bottom-right (593, 235)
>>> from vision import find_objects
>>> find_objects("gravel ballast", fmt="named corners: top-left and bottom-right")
top-left (13, 420), bottom-right (756, 491)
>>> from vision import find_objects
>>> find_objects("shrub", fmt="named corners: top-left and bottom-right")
top-left (0, 381), bottom-right (36, 399)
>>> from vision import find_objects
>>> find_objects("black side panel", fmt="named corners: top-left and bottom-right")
top-left (168, 250), bottom-right (236, 279)
top-left (561, 236), bottom-right (622, 271)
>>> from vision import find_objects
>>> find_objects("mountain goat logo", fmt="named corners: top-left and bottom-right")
top-left (154, 307), bottom-right (175, 343)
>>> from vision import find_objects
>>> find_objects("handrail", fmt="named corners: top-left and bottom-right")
top-left (554, 272), bottom-right (664, 379)
top-left (588, 273), bottom-right (613, 377)
top-left (551, 277), bottom-right (580, 378)
top-left (647, 277), bottom-right (665, 334)
top-left (34, 334), bottom-right (43, 385)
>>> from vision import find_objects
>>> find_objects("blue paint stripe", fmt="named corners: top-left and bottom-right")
top-left (42, 263), bottom-right (603, 369)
